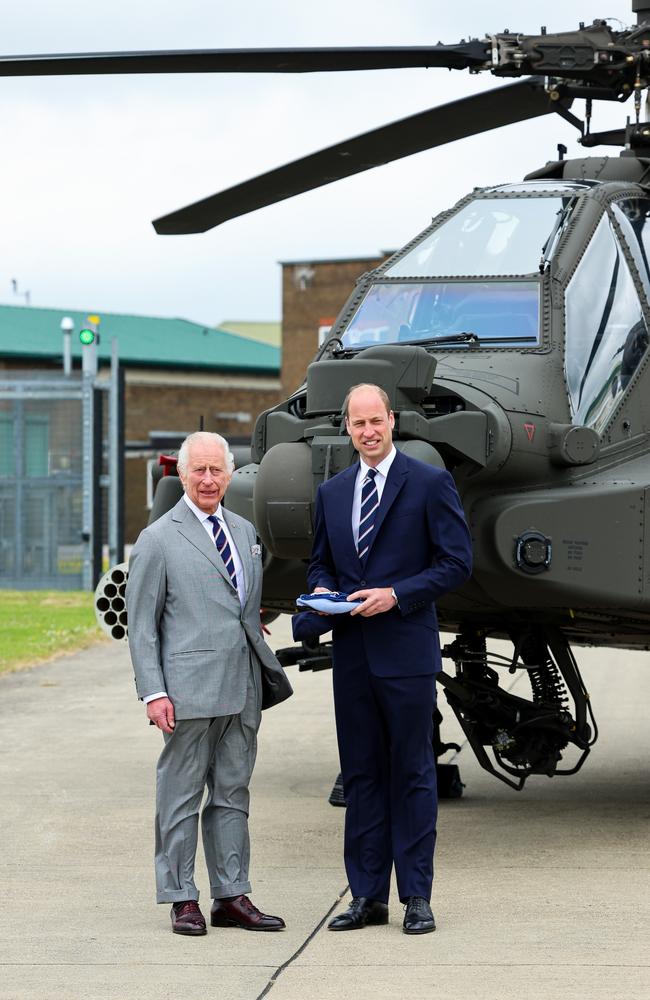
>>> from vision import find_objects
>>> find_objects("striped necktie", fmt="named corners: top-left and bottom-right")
top-left (207, 514), bottom-right (238, 590)
top-left (357, 468), bottom-right (379, 561)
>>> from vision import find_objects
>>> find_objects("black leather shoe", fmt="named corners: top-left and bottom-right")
top-left (403, 896), bottom-right (435, 934)
top-left (328, 897), bottom-right (388, 931)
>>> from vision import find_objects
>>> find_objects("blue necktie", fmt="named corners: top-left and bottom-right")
top-left (207, 514), bottom-right (238, 590)
top-left (357, 468), bottom-right (379, 561)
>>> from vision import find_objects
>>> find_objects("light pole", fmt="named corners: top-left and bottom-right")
top-left (60, 316), bottom-right (74, 376)
top-left (80, 315), bottom-right (101, 589)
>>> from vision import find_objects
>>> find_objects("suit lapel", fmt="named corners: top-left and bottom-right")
top-left (223, 509), bottom-right (252, 602)
top-left (335, 463), bottom-right (361, 567)
top-left (362, 450), bottom-right (408, 563)
top-left (172, 498), bottom-right (233, 589)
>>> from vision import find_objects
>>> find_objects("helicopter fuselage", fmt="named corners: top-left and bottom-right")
top-left (228, 160), bottom-right (650, 651)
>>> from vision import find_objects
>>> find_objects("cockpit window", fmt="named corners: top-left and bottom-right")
top-left (384, 197), bottom-right (568, 278)
top-left (565, 213), bottom-right (649, 432)
top-left (610, 199), bottom-right (650, 305)
top-left (340, 280), bottom-right (540, 349)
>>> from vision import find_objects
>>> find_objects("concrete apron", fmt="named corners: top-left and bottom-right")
top-left (0, 617), bottom-right (648, 1000)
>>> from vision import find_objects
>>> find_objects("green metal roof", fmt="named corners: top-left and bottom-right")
top-left (0, 303), bottom-right (280, 374)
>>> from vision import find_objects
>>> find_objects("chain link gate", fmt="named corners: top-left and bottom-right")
top-left (0, 365), bottom-right (123, 591)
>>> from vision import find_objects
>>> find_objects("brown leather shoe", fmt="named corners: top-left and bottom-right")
top-left (210, 894), bottom-right (285, 931)
top-left (170, 900), bottom-right (207, 936)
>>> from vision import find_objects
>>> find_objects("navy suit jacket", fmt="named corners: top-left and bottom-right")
top-left (307, 449), bottom-right (472, 677)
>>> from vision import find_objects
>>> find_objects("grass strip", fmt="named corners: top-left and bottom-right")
top-left (0, 590), bottom-right (103, 675)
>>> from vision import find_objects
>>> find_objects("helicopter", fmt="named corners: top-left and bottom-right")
top-left (9, 2), bottom-right (650, 791)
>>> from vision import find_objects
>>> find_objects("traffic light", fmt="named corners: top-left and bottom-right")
top-left (80, 315), bottom-right (100, 375)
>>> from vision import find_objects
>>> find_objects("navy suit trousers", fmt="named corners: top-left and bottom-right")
top-left (332, 653), bottom-right (438, 904)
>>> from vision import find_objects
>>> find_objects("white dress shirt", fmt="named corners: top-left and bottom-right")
top-left (142, 493), bottom-right (247, 704)
top-left (351, 446), bottom-right (397, 546)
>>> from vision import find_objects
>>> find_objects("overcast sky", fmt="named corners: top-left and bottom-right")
top-left (1, 0), bottom-right (637, 327)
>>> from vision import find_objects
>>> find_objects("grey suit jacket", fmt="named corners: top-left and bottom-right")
top-left (126, 497), bottom-right (291, 719)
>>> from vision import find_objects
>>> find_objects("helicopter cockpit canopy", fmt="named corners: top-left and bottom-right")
top-left (384, 190), bottom-right (580, 278)
top-left (340, 187), bottom-right (581, 352)
top-left (566, 202), bottom-right (650, 432)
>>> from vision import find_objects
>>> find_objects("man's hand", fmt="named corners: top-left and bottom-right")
top-left (146, 696), bottom-right (176, 733)
top-left (348, 587), bottom-right (397, 617)
top-left (311, 586), bottom-right (334, 615)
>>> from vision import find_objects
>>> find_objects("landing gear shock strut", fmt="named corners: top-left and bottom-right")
top-left (437, 627), bottom-right (598, 791)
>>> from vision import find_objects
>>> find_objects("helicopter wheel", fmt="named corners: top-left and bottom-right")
top-left (436, 763), bottom-right (465, 799)
top-left (328, 773), bottom-right (346, 807)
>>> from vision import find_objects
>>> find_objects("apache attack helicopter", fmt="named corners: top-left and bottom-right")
top-left (8, 2), bottom-right (650, 791)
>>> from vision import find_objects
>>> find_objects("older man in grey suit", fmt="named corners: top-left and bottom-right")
top-left (126, 431), bottom-right (292, 936)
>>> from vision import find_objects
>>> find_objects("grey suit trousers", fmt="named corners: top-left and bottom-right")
top-left (154, 654), bottom-right (262, 903)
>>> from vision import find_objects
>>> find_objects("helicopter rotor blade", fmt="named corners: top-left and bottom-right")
top-left (153, 77), bottom-right (564, 235)
top-left (0, 43), bottom-right (489, 77)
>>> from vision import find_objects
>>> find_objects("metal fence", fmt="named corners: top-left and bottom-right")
top-left (0, 372), bottom-right (93, 589)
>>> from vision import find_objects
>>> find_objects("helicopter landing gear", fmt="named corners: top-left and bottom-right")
top-left (433, 706), bottom-right (465, 799)
top-left (328, 773), bottom-right (346, 807)
top-left (276, 639), bottom-right (465, 806)
top-left (275, 636), bottom-right (333, 672)
top-left (328, 767), bottom-right (463, 807)
top-left (438, 626), bottom-right (598, 791)
top-left (278, 637), bottom-right (466, 804)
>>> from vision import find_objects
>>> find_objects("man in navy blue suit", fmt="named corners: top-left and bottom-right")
top-left (308, 383), bottom-right (472, 934)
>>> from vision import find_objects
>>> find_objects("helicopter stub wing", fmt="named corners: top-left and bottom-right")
top-left (153, 77), bottom-right (566, 235)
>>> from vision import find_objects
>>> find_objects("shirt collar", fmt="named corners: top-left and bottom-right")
top-left (183, 492), bottom-right (224, 523)
top-left (359, 445), bottom-right (397, 481)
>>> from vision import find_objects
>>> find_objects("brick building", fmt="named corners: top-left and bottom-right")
top-left (280, 253), bottom-right (394, 397)
top-left (1, 253), bottom-right (394, 547)
top-left (0, 304), bottom-right (281, 541)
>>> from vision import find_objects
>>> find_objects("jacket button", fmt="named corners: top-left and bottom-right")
top-left (360, 580), bottom-right (366, 586)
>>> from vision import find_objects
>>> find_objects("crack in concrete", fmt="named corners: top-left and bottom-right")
top-left (255, 884), bottom-right (350, 999)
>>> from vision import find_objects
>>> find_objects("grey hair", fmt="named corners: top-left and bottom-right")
top-left (177, 431), bottom-right (235, 475)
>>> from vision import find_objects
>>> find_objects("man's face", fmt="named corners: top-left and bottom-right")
top-left (179, 441), bottom-right (232, 514)
top-left (345, 388), bottom-right (394, 467)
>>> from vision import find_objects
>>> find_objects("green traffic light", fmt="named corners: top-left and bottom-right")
top-left (79, 328), bottom-right (95, 345)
